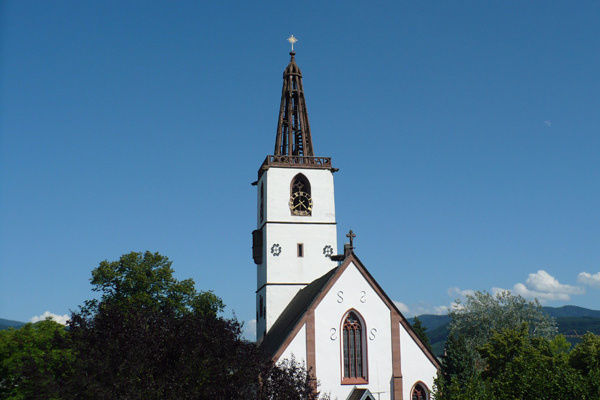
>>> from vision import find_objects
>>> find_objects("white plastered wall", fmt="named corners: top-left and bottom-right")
top-left (264, 223), bottom-right (338, 283)
top-left (256, 166), bottom-right (338, 335)
top-left (264, 285), bottom-right (304, 333)
top-left (260, 167), bottom-right (336, 224)
top-left (279, 323), bottom-right (307, 368)
top-left (313, 261), bottom-right (393, 400)
top-left (399, 323), bottom-right (438, 400)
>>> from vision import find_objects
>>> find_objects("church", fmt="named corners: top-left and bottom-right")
top-left (252, 42), bottom-right (439, 400)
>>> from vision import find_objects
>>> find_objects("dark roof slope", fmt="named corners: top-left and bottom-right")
top-left (260, 267), bottom-right (338, 357)
top-left (347, 388), bottom-right (374, 400)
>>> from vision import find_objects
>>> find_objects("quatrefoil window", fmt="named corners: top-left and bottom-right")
top-left (271, 244), bottom-right (282, 256)
top-left (323, 245), bottom-right (334, 257)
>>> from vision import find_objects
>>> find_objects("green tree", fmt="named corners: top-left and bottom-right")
top-left (569, 332), bottom-right (600, 398)
top-left (411, 316), bottom-right (432, 352)
top-left (438, 333), bottom-right (476, 386)
top-left (478, 324), bottom-right (586, 400)
top-left (434, 332), bottom-right (490, 400)
top-left (0, 319), bottom-right (73, 400)
top-left (64, 251), bottom-right (324, 399)
top-left (84, 251), bottom-right (223, 317)
top-left (448, 290), bottom-right (556, 371)
top-left (435, 325), bottom-right (597, 400)
top-left (435, 291), bottom-right (559, 400)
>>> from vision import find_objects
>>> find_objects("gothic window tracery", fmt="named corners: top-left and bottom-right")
top-left (411, 382), bottom-right (429, 400)
top-left (342, 311), bottom-right (367, 383)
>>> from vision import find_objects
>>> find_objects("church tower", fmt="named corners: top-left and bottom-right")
top-left (253, 48), bottom-right (338, 342)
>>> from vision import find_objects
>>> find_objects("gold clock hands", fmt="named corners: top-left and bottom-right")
top-left (291, 201), bottom-right (303, 210)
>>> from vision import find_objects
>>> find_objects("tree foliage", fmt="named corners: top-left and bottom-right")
top-left (478, 324), bottom-right (586, 400)
top-left (435, 290), bottom-right (600, 400)
top-left (0, 320), bottom-right (73, 400)
top-left (84, 251), bottom-right (223, 317)
top-left (450, 290), bottom-right (558, 344)
top-left (0, 251), bottom-right (324, 399)
top-left (568, 332), bottom-right (600, 398)
top-left (62, 251), bottom-right (322, 399)
top-left (66, 301), bottom-right (323, 399)
top-left (411, 316), bottom-right (432, 352)
top-left (436, 326), bottom-right (598, 400)
top-left (447, 290), bottom-right (557, 374)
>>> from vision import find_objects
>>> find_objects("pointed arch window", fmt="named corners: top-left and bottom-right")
top-left (341, 311), bottom-right (367, 384)
top-left (411, 382), bottom-right (429, 400)
top-left (289, 174), bottom-right (312, 216)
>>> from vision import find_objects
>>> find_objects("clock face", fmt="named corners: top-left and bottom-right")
top-left (289, 191), bottom-right (313, 216)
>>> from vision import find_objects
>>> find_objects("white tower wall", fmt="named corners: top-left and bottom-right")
top-left (255, 166), bottom-right (338, 341)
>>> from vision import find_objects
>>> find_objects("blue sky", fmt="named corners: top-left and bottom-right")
top-left (1, 1), bottom-right (599, 337)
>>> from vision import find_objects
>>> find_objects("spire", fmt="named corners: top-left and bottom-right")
top-left (274, 50), bottom-right (314, 157)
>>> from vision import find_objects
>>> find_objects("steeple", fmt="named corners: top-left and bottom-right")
top-left (274, 51), bottom-right (314, 157)
top-left (257, 41), bottom-right (333, 179)
top-left (253, 39), bottom-right (338, 341)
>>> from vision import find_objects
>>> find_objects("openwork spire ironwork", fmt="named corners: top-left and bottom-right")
top-left (257, 42), bottom-right (334, 179)
top-left (274, 50), bottom-right (314, 157)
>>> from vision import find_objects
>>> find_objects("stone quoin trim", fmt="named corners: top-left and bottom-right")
top-left (306, 310), bottom-right (316, 386)
top-left (391, 311), bottom-right (403, 400)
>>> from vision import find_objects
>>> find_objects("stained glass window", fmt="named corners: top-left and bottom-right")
top-left (342, 312), bottom-right (364, 379)
top-left (412, 383), bottom-right (428, 400)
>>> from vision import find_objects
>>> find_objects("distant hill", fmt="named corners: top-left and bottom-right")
top-left (0, 318), bottom-right (25, 330)
top-left (542, 305), bottom-right (600, 319)
top-left (410, 305), bottom-right (600, 357)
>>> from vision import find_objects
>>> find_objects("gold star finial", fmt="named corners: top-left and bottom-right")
top-left (287, 34), bottom-right (298, 52)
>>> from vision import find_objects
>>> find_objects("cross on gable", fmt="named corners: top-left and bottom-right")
top-left (346, 229), bottom-right (356, 247)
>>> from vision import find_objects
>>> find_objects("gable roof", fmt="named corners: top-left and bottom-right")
top-left (347, 387), bottom-right (375, 400)
top-left (260, 251), bottom-right (441, 370)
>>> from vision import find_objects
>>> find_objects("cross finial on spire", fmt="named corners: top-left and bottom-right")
top-left (346, 229), bottom-right (356, 248)
top-left (287, 34), bottom-right (298, 52)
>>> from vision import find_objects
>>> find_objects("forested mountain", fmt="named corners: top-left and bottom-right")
top-left (0, 319), bottom-right (24, 330)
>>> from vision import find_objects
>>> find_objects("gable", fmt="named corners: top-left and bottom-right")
top-left (314, 261), bottom-right (394, 391)
top-left (347, 388), bottom-right (376, 400)
top-left (343, 254), bottom-right (441, 369)
top-left (261, 251), bottom-right (440, 370)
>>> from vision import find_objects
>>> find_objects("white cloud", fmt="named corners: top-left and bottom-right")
top-left (513, 283), bottom-right (571, 301)
top-left (525, 270), bottom-right (582, 294)
top-left (506, 270), bottom-right (584, 303)
top-left (393, 301), bottom-right (410, 314)
top-left (447, 287), bottom-right (475, 298)
top-left (491, 287), bottom-right (509, 296)
top-left (434, 305), bottom-right (450, 315)
top-left (242, 319), bottom-right (257, 342)
top-left (578, 272), bottom-right (600, 288)
top-left (544, 120), bottom-right (552, 127)
top-left (434, 287), bottom-right (474, 314)
top-left (30, 311), bottom-right (69, 325)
